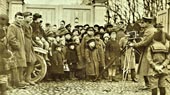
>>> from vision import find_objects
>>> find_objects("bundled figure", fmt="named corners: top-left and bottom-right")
top-left (51, 44), bottom-right (65, 81)
top-left (146, 28), bottom-right (170, 95)
top-left (66, 42), bottom-right (78, 80)
top-left (85, 38), bottom-right (100, 81)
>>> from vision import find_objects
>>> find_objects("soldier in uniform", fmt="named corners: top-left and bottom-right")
top-left (146, 29), bottom-right (170, 95)
top-left (130, 17), bottom-right (157, 89)
top-left (0, 14), bottom-right (10, 95)
top-left (22, 12), bottom-right (36, 85)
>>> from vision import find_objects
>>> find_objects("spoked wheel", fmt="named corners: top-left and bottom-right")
top-left (30, 54), bottom-right (47, 82)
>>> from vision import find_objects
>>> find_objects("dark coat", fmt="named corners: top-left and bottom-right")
top-left (22, 22), bottom-right (36, 64)
top-left (105, 39), bottom-right (121, 65)
top-left (85, 46), bottom-right (100, 76)
top-left (96, 38), bottom-right (105, 67)
top-left (7, 21), bottom-right (27, 68)
top-left (134, 25), bottom-right (156, 76)
top-left (75, 44), bottom-right (84, 69)
top-left (0, 28), bottom-right (8, 74)
top-left (51, 47), bottom-right (65, 74)
top-left (31, 22), bottom-right (44, 39)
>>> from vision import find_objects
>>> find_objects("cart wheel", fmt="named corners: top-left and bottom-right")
top-left (31, 54), bottom-right (47, 82)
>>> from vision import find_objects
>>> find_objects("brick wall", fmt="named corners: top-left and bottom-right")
top-left (0, 0), bottom-right (8, 14)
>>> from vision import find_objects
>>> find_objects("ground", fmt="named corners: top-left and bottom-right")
top-left (8, 79), bottom-right (169, 95)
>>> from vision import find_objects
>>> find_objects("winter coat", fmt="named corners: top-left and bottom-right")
top-left (96, 38), bottom-right (105, 67)
top-left (105, 39), bottom-right (121, 65)
top-left (134, 25), bottom-right (156, 76)
top-left (85, 46), bottom-right (100, 76)
top-left (7, 21), bottom-right (27, 68)
top-left (51, 47), bottom-right (65, 74)
top-left (22, 22), bottom-right (36, 64)
top-left (75, 44), bottom-right (84, 69)
top-left (31, 22), bottom-right (44, 39)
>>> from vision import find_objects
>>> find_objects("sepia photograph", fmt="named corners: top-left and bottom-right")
top-left (0, 0), bottom-right (170, 95)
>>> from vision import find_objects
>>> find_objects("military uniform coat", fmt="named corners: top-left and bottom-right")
top-left (7, 21), bottom-right (27, 68)
top-left (134, 25), bottom-right (156, 76)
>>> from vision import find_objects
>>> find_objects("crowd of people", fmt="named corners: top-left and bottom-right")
top-left (0, 11), bottom-right (170, 95)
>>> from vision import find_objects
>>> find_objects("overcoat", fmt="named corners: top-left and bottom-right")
top-left (22, 22), bottom-right (36, 64)
top-left (85, 46), bottom-right (100, 76)
top-left (134, 25), bottom-right (156, 76)
top-left (51, 46), bottom-right (65, 74)
top-left (7, 21), bottom-right (27, 68)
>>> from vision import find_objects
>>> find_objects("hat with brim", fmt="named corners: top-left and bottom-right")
top-left (87, 38), bottom-right (96, 45)
top-left (142, 16), bottom-right (153, 22)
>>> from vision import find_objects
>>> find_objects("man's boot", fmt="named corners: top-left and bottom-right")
top-left (131, 69), bottom-right (138, 83)
top-left (159, 87), bottom-right (166, 95)
top-left (152, 88), bottom-right (157, 95)
top-left (0, 83), bottom-right (8, 95)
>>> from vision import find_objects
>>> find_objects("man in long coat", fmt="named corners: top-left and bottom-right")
top-left (131, 17), bottom-right (157, 89)
top-left (22, 12), bottom-right (36, 85)
top-left (7, 12), bottom-right (28, 86)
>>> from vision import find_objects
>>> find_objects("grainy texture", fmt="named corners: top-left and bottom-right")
top-left (8, 79), bottom-right (170, 95)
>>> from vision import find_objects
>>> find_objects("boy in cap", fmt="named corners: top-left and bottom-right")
top-left (85, 38), bottom-right (100, 81)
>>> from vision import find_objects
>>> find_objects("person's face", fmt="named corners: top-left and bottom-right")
top-left (110, 32), bottom-right (116, 39)
top-left (95, 35), bottom-right (100, 39)
top-left (80, 29), bottom-right (85, 34)
top-left (73, 31), bottom-right (79, 36)
top-left (24, 15), bottom-right (33, 24)
top-left (75, 38), bottom-right (80, 44)
top-left (87, 30), bottom-right (94, 36)
top-left (65, 34), bottom-right (71, 40)
top-left (15, 15), bottom-right (24, 24)
top-left (60, 22), bottom-right (65, 28)
top-left (106, 27), bottom-right (112, 32)
top-left (104, 37), bottom-right (109, 42)
top-left (94, 27), bottom-right (99, 32)
top-left (89, 41), bottom-right (95, 48)
top-left (99, 28), bottom-right (105, 33)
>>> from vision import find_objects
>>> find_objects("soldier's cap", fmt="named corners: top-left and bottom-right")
top-left (23, 12), bottom-right (32, 17)
top-left (0, 14), bottom-right (9, 22)
top-left (104, 24), bottom-right (113, 28)
top-left (154, 23), bottom-right (163, 28)
top-left (142, 16), bottom-right (153, 22)
top-left (33, 13), bottom-right (42, 20)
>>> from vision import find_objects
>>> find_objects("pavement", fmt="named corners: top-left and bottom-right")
top-left (7, 80), bottom-right (156, 95)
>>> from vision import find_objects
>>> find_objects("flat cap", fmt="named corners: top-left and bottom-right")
top-left (23, 12), bottom-right (32, 17)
